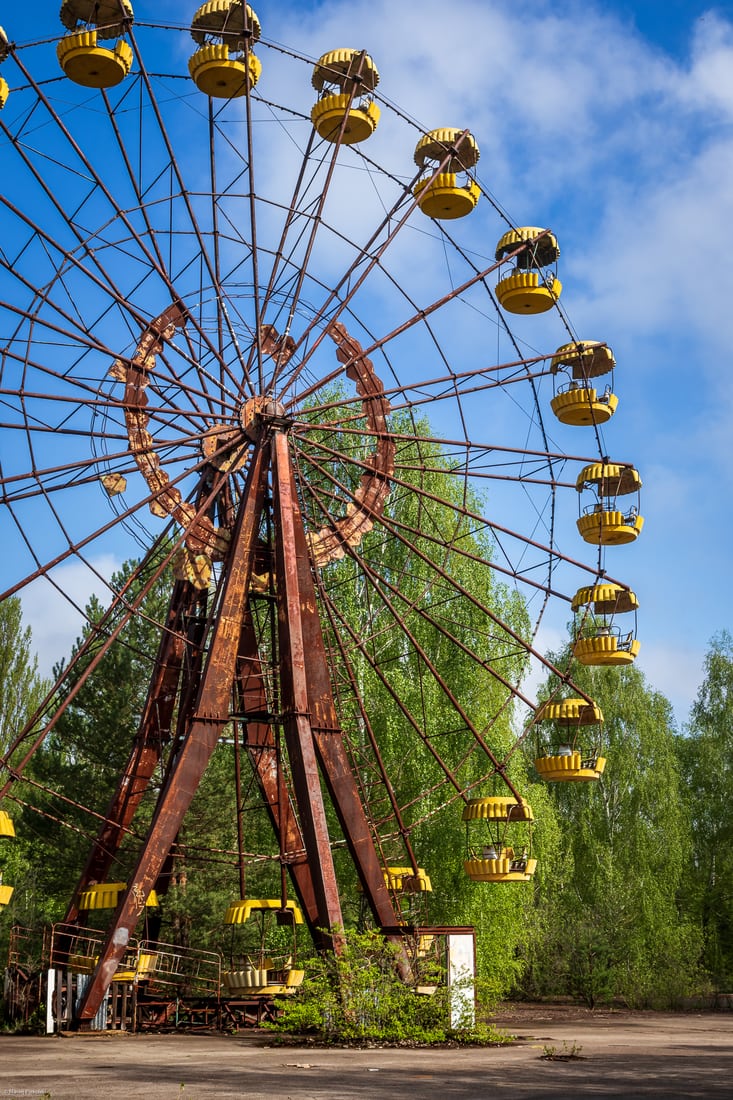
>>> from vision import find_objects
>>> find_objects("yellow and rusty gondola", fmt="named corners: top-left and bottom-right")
top-left (462, 796), bottom-right (536, 882)
top-left (550, 340), bottom-right (618, 426)
top-left (413, 128), bottom-right (481, 219)
top-left (311, 48), bottom-right (380, 144)
top-left (576, 462), bottom-right (643, 545)
top-left (189, 0), bottom-right (262, 98)
top-left (572, 582), bottom-right (640, 666)
top-left (57, 0), bottom-right (134, 89)
top-left (495, 227), bottom-right (562, 313)
top-left (534, 697), bottom-right (606, 781)
top-left (222, 898), bottom-right (305, 996)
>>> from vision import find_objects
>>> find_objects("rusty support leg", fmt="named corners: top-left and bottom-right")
top-left (235, 611), bottom-right (320, 926)
top-left (272, 429), bottom-right (344, 942)
top-left (270, 434), bottom-right (404, 952)
top-left (73, 443), bottom-right (269, 1026)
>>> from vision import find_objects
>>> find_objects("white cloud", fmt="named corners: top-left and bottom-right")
top-left (683, 12), bottom-right (733, 116)
top-left (21, 555), bottom-right (121, 677)
top-left (636, 644), bottom-right (704, 729)
top-left (8, 0), bottom-right (733, 728)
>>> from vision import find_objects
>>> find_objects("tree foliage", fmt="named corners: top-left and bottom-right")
top-left (9, 408), bottom-right (731, 1016)
top-left (0, 597), bottom-right (49, 962)
top-left (678, 631), bottom-right (733, 988)
top-left (522, 652), bottom-right (700, 1007)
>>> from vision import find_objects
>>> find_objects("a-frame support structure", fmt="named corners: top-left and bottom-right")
top-left (69, 414), bottom-right (402, 1027)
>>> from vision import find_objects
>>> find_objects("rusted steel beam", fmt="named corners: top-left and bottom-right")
top-left (271, 429), bottom-right (344, 941)
top-left (234, 610), bottom-right (320, 925)
top-left (74, 443), bottom-right (269, 1026)
top-left (271, 430), bottom-right (407, 951)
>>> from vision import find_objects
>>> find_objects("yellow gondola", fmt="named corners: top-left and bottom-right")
top-left (222, 898), bottom-right (305, 996)
top-left (311, 49), bottom-right (380, 144)
top-left (462, 797), bottom-right (536, 882)
top-left (189, 1), bottom-right (262, 98)
top-left (383, 866), bottom-right (432, 892)
top-left (57, 1), bottom-right (134, 89)
top-left (413, 129), bottom-right (480, 219)
top-left (572, 583), bottom-right (640, 666)
top-left (534, 698), bottom-right (606, 781)
top-left (495, 227), bottom-right (561, 313)
top-left (576, 463), bottom-right (643, 545)
top-left (0, 808), bottom-right (14, 908)
top-left (78, 881), bottom-right (159, 910)
top-left (550, 340), bottom-right (618, 426)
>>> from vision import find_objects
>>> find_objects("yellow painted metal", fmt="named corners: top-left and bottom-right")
top-left (573, 635), bottom-right (640, 665)
top-left (413, 128), bottom-right (480, 172)
top-left (311, 93), bottom-right (380, 144)
top-left (536, 698), bottom-right (603, 724)
top-left (191, 1), bottom-right (261, 44)
top-left (57, 32), bottom-right (133, 88)
top-left (60, 0), bottom-right (134, 38)
top-left (0, 76), bottom-right (8, 110)
top-left (173, 548), bottom-right (212, 590)
top-left (69, 950), bottom-right (157, 980)
top-left (534, 753), bottom-right (607, 782)
top-left (0, 810), bottom-right (15, 838)
top-left (68, 952), bottom-right (97, 973)
top-left (224, 897), bottom-right (304, 925)
top-left (572, 583), bottom-right (638, 614)
top-left (222, 966), bottom-right (304, 995)
top-left (78, 881), bottom-right (159, 910)
top-left (413, 130), bottom-right (480, 219)
top-left (311, 48), bottom-right (379, 92)
top-left (495, 227), bottom-right (559, 265)
top-left (100, 473), bottom-right (127, 496)
top-left (576, 509), bottom-right (644, 545)
top-left (135, 952), bottom-right (158, 978)
top-left (551, 387), bottom-right (617, 425)
top-left (462, 796), bottom-right (533, 822)
top-left (0, 883), bottom-right (14, 907)
top-left (383, 866), bottom-right (432, 892)
top-left (463, 856), bottom-right (537, 882)
top-left (496, 271), bottom-right (562, 313)
top-left (551, 340), bottom-right (615, 378)
top-left (576, 462), bottom-right (641, 495)
top-left (189, 44), bottom-right (261, 97)
top-left (413, 173), bottom-right (480, 219)
top-left (223, 968), bottom-right (269, 990)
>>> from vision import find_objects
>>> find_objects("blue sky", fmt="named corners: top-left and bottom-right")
top-left (3, 0), bottom-right (732, 728)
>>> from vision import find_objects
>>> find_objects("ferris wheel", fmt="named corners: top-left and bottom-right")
top-left (0, 1), bottom-right (643, 1024)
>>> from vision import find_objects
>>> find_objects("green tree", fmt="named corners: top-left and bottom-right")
top-left (309, 407), bottom-right (537, 996)
top-left (0, 596), bottom-right (49, 964)
top-left (523, 654), bottom-right (700, 1007)
top-left (0, 596), bottom-right (47, 757)
top-left (678, 631), bottom-right (733, 989)
top-left (23, 557), bottom-right (172, 925)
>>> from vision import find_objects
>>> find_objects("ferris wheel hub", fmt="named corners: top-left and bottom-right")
top-left (239, 395), bottom-right (288, 440)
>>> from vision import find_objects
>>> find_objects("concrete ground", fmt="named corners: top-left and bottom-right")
top-left (0, 1005), bottom-right (731, 1099)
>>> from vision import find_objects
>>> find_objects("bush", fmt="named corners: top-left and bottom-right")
top-left (265, 926), bottom-right (509, 1045)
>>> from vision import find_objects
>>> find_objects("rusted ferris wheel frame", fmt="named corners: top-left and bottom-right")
top-left (0, 12), bottom-right (630, 1027)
